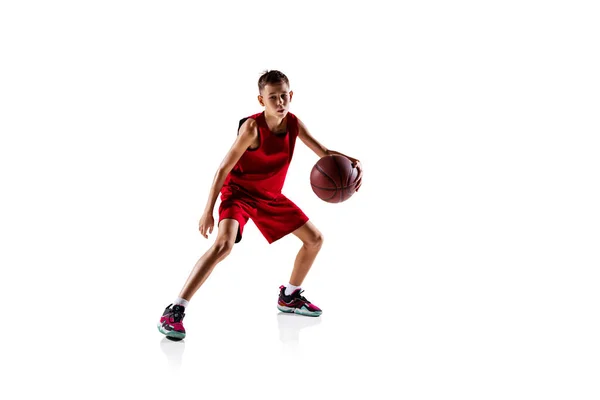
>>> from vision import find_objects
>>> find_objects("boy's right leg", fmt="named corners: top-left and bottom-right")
top-left (158, 218), bottom-right (239, 341)
top-left (178, 218), bottom-right (239, 300)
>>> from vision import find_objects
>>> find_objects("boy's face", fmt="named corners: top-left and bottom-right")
top-left (258, 83), bottom-right (293, 117)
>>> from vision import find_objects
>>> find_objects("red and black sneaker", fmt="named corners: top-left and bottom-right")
top-left (157, 304), bottom-right (186, 341)
top-left (277, 285), bottom-right (322, 317)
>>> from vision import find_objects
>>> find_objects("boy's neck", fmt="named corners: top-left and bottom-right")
top-left (264, 112), bottom-right (287, 132)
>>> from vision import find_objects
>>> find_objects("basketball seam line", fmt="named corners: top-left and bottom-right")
top-left (312, 188), bottom-right (337, 200)
top-left (333, 156), bottom-right (344, 202)
top-left (313, 164), bottom-right (338, 201)
top-left (311, 176), bottom-right (358, 191)
top-left (315, 164), bottom-right (338, 188)
top-left (310, 185), bottom-right (340, 191)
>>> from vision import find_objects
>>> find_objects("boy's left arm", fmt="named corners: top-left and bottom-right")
top-left (297, 118), bottom-right (362, 191)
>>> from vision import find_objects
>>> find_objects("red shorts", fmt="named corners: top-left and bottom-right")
top-left (218, 185), bottom-right (309, 244)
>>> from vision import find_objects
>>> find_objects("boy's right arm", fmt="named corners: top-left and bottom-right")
top-left (198, 119), bottom-right (258, 237)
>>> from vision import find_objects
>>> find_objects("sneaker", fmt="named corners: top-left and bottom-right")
top-left (277, 285), bottom-right (322, 317)
top-left (157, 304), bottom-right (186, 341)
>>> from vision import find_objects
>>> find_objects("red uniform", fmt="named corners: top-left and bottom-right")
top-left (219, 111), bottom-right (309, 243)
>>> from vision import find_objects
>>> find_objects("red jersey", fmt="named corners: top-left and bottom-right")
top-left (223, 111), bottom-right (299, 200)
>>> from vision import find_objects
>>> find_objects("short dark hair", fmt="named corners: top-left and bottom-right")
top-left (258, 70), bottom-right (289, 93)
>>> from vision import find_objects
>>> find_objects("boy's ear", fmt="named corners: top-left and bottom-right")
top-left (257, 95), bottom-right (264, 107)
top-left (289, 91), bottom-right (293, 101)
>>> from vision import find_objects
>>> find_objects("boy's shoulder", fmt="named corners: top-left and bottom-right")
top-left (238, 112), bottom-right (261, 129)
top-left (237, 116), bottom-right (258, 134)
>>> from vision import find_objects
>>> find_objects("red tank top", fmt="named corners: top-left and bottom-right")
top-left (223, 111), bottom-right (299, 199)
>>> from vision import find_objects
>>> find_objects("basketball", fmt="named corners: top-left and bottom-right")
top-left (310, 155), bottom-right (360, 203)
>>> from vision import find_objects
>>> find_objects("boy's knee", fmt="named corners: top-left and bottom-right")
top-left (304, 231), bottom-right (324, 249)
top-left (212, 238), bottom-right (234, 259)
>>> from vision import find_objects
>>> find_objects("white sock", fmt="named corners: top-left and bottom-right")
top-left (174, 297), bottom-right (189, 308)
top-left (285, 283), bottom-right (301, 296)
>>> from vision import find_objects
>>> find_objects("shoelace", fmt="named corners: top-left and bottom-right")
top-left (166, 304), bottom-right (185, 323)
top-left (281, 288), bottom-right (312, 303)
top-left (296, 290), bottom-right (310, 303)
top-left (171, 313), bottom-right (183, 323)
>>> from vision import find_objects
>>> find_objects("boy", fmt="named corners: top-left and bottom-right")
top-left (158, 70), bottom-right (362, 341)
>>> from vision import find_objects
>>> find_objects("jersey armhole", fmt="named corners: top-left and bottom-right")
top-left (238, 117), bottom-right (260, 151)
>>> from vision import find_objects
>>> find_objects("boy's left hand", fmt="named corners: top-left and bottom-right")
top-left (329, 151), bottom-right (362, 191)
top-left (350, 158), bottom-right (362, 192)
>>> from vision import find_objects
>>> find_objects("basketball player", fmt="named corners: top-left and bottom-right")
top-left (158, 70), bottom-right (362, 341)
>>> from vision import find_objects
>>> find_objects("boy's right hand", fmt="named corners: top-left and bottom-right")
top-left (198, 212), bottom-right (214, 239)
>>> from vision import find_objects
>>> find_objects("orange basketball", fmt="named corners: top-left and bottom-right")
top-left (310, 155), bottom-right (360, 203)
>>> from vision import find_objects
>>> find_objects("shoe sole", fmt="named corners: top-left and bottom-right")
top-left (277, 304), bottom-right (322, 317)
top-left (157, 322), bottom-right (186, 341)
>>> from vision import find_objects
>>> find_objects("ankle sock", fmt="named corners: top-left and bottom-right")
top-left (174, 297), bottom-right (189, 308)
top-left (284, 283), bottom-right (301, 296)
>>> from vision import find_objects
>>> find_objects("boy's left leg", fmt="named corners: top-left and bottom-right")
top-left (289, 221), bottom-right (323, 286)
top-left (277, 221), bottom-right (323, 316)
top-left (251, 196), bottom-right (323, 316)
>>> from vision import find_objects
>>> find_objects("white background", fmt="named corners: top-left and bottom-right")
top-left (1, 1), bottom-right (599, 399)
